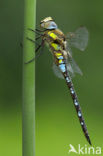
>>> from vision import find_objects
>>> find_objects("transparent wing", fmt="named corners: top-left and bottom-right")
top-left (67, 58), bottom-right (83, 76)
top-left (52, 63), bottom-right (74, 79)
top-left (65, 41), bottom-right (83, 76)
top-left (52, 58), bottom-right (82, 79)
top-left (52, 63), bottom-right (64, 79)
top-left (66, 26), bottom-right (89, 51)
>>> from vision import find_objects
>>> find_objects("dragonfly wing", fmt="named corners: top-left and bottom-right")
top-left (52, 58), bottom-right (82, 79)
top-left (66, 27), bottom-right (89, 51)
top-left (52, 63), bottom-right (64, 79)
top-left (66, 62), bottom-right (75, 77)
top-left (65, 41), bottom-right (73, 56)
top-left (52, 62), bottom-right (76, 79)
top-left (67, 58), bottom-right (83, 76)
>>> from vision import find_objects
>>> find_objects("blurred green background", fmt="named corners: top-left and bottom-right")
top-left (0, 0), bottom-right (103, 155)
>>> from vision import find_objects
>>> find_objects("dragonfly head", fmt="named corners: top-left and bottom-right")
top-left (40, 17), bottom-right (58, 30)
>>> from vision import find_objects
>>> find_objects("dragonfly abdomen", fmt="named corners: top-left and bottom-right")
top-left (63, 73), bottom-right (91, 145)
top-left (54, 48), bottom-right (91, 145)
top-left (54, 54), bottom-right (92, 145)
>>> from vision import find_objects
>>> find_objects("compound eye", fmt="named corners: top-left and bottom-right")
top-left (48, 21), bottom-right (57, 29)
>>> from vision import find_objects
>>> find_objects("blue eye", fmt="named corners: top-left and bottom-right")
top-left (48, 21), bottom-right (57, 29)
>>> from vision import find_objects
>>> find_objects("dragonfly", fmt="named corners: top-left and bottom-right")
top-left (27, 17), bottom-right (91, 145)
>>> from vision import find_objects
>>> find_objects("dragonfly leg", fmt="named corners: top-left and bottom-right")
top-left (34, 45), bottom-right (44, 60)
top-left (25, 46), bottom-right (44, 64)
top-left (28, 28), bottom-right (43, 35)
top-left (35, 44), bottom-right (42, 52)
top-left (25, 58), bottom-right (35, 64)
top-left (28, 28), bottom-right (43, 40)
top-left (35, 28), bottom-right (46, 32)
top-left (24, 43), bottom-right (42, 64)
top-left (20, 37), bottom-right (41, 51)
top-left (20, 35), bottom-right (41, 49)
top-left (35, 36), bottom-right (42, 40)
top-left (26, 37), bottom-right (40, 46)
top-left (26, 37), bottom-right (42, 53)
top-left (25, 40), bottom-right (45, 64)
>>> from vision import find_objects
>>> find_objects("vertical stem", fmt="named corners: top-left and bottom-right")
top-left (22, 0), bottom-right (36, 155)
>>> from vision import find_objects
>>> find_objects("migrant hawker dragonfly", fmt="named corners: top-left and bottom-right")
top-left (27, 17), bottom-right (91, 145)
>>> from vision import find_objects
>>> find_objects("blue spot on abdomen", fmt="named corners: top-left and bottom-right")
top-left (59, 64), bottom-right (66, 73)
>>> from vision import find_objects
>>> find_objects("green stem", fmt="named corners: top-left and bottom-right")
top-left (22, 0), bottom-right (36, 155)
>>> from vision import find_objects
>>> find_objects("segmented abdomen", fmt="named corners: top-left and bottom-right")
top-left (55, 51), bottom-right (91, 145)
top-left (64, 73), bottom-right (91, 145)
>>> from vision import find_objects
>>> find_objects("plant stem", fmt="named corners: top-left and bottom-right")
top-left (22, 0), bottom-right (36, 155)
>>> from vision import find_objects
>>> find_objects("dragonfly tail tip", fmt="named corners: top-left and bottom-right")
top-left (88, 137), bottom-right (92, 146)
